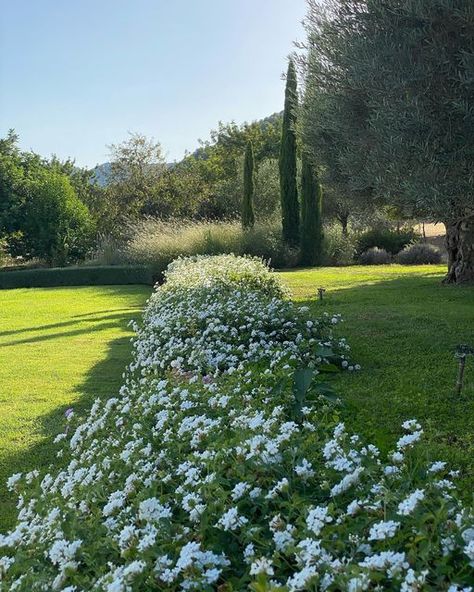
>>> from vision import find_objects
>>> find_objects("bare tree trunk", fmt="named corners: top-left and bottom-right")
top-left (338, 214), bottom-right (349, 237)
top-left (443, 215), bottom-right (474, 284)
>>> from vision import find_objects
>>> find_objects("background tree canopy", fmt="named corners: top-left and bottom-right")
top-left (0, 115), bottom-right (283, 264)
top-left (0, 131), bottom-right (94, 265)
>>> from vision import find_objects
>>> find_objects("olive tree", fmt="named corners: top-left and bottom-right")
top-left (301, 0), bottom-right (474, 283)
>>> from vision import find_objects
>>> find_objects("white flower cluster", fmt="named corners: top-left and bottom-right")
top-left (0, 255), bottom-right (473, 591)
top-left (131, 255), bottom-right (348, 378)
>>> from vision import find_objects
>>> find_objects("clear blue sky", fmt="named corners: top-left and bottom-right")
top-left (0, 0), bottom-right (306, 167)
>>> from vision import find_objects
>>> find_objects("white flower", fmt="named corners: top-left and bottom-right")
top-left (48, 538), bottom-right (82, 568)
top-left (306, 506), bottom-right (332, 536)
top-left (231, 481), bottom-right (250, 501)
top-left (368, 520), bottom-right (400, 541)
top-left (138, 498), bottom-right (172, 522)
top-left (397, 489), bottom-right (425, 516)
top-left (6, 473), bottom-right (22, 491)
top-left (294, 459), bottom-right (315, 480)
top-left (359, 551), bottom-right (408, 574)
top-left (330, 467), bottom-right (364, 497)
top-left (428, 461), bottom-right (447, 474)
top-left (402, 419), bottom-right (422, 432)
top-left (464, 540), bottom-right (474, 566)
top-left (265, 477), bottom-right (289, 499)
top-left (216, 507), bottom-right (248, 531)
top-left (346, 500), bottom-right (361, 516)
top-left (250, 557), bottom-right (274, 576)
top-left (287, 566), bottom-right (318, 591)
top-left (397, 431), bottom-right (423, 450)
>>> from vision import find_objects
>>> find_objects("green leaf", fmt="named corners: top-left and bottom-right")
top-left (314, 381), bottom-right (341, 404)
top-left (293, 368), bottom-right (314, 403)
top-left (315, 346), bottom-right (334, 358)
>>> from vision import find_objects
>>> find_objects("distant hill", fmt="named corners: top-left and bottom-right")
top-left (91, 162), bottom-right (112, 187)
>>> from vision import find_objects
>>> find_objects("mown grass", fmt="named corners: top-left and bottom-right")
top-left (1, 264), bottom-right (473, 530)
top-left (0, 285), bottom-right (150, 530)
top-left (280, 264), bottom-right (474, 494)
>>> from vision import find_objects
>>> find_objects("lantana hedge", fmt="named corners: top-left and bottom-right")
top-left (1, 255), bottom-right (473, 591)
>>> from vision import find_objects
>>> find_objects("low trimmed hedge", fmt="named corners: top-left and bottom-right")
top-left (0, 265), bottom-right (161, 289)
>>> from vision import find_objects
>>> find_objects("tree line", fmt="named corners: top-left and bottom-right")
top-left (1, 0), bottom-right (472, 282)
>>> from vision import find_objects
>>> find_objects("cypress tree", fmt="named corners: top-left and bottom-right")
top-left (242, 141), bottom-right (255, 229)
top-left (279, 58), bottom-right (299, 246)
top-left (300, 152), bottom-right (323, 266)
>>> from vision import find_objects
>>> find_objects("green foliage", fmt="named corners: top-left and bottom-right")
top-left (300, 154), bottom-right (323, 266)
top-left (22, 170), bottom-right (94, 265)
top-left (0, 131), bottom-right (99, 264)
top-left (191, 116), bottom-right (282, 220)
top-left (242, 142), bottom-right (255, 229)
top-left (106, 132), bottom-right (166, 222)
top-left (0, 238), bottom-right (8, 267)
top-left (301, 0), bottom-right (474, 282)
top-left (322, 224), bottom-right (357, 266)
top-left (203, 113), bottom-right (282, 164)
top-left (0, 131), bottom-right (28, 242)
top-left (279, 59), bottom-right (299, 246)
top-left (254, 158), bottom-right (280, 219)
top-left (357, 228), bottom-right (419, 256)
top-left (359, 247), bottom-right (392, 265)
top-left (150, 158), bottom-right (210, 219)
top-left (0, 265), bottom-right (155, 289)
top-left (396, 243), bottom-right (442, 265)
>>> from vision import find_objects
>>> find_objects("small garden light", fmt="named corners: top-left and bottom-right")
top-left (317, 287), bottom-right (326, 302)
top-left (454, 344), bottom-right (474, 396)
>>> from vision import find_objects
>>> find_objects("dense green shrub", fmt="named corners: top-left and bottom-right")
top-left (360, 247), bottom-right (392, 265)
top-left (1, 255), bottom-right (473, 590)
top-left (0, 265), bottom-right (155, 289)
top-left (22, 170), bottom-right (95, 265)
top-left (322, 224), bottom-right (357, 266)
top-left (357, 228), bottom-right (419, 256)
top-left (396, 242), bottom-right (442, 265)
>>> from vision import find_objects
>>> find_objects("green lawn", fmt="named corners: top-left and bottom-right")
top-left (280, 264), bottom-right (474, 494)
top-left (0, 285), bottom-right (150, 530)
top-left (1, 266), bottom-right (473, 531)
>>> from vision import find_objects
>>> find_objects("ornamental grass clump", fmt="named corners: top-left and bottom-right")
top-left (1, 255), bottom-right (473, 591)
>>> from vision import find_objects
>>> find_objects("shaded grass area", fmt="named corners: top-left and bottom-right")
top-left (280, 264), bottom-right (474, 493)
top-left (0, 285), bottom-right (150, 530)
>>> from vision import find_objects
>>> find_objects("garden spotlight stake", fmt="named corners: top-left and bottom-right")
top-left (454, 344), bottom-right (474, 396)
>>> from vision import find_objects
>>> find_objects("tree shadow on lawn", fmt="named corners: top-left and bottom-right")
top-left (295, 273), bottom-right (474, 494)
top-left (0, 309), bottom-right (144, 532)
top-left (0, 312), bottom-right (141, 342)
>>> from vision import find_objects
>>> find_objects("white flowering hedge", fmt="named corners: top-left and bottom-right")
top-left (1, 254), bottom-right (473, 591)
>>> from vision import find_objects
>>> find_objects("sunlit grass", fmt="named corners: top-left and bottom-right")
top-left (0, 285), bottom-right (150, 530)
